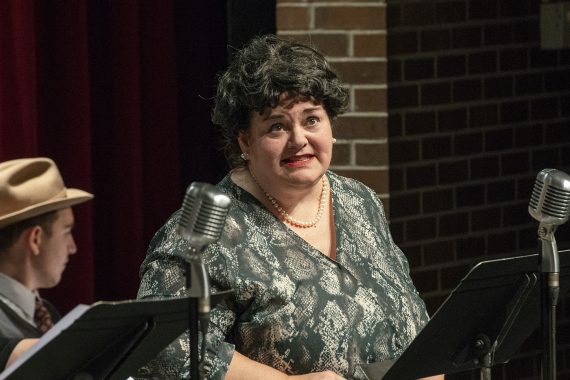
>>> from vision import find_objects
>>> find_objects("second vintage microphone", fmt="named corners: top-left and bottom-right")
top-left (528, 168), bottom-right (570, 274)
top-left (528, 168), bottom-right (570, 380)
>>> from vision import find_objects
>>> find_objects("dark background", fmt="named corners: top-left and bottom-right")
top-left (0, 0), bottom-right (275, 311)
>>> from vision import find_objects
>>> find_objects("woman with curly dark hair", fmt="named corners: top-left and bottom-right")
top-left (136, 35), bottom-right (441, 380)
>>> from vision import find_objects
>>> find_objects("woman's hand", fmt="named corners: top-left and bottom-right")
top-left (226, 351), bottom-right (346, 380)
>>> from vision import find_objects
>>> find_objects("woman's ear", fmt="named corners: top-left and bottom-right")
top-left (237, 131), bottom-right (250, 154)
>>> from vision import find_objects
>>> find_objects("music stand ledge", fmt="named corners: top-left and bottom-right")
top-left (0, 291), bottom-right (232, 380)
top-left (361, 250), bottom-right (570, 380)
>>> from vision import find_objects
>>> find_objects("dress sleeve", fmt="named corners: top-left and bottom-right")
top-left (135, 213), bottom-right (237, 380)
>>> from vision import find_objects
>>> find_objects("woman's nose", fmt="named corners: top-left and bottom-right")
top-left (288, 125), bottom-right (308, 148)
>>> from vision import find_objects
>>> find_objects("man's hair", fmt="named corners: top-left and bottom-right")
top-left (0, 211), bottom-right (59, 251)
top-left (212, 34), bottom-right (349, 169)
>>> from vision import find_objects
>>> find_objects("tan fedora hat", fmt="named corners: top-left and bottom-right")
top-left (0, 157), bottom-right (93, 229)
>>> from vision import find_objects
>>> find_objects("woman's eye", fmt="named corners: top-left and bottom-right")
top-left (307, 116), bottom-right (319, 126)
top-left (268, 123), bottom-right (284, 132)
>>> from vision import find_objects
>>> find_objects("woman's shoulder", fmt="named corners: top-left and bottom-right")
top-left (327, 170), bottom-right (379, 198)
top-left (217, 170), bottom-right (255, 203)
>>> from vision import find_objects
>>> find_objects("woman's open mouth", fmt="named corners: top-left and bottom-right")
top-left (282, 154), bottom-right (314, 167)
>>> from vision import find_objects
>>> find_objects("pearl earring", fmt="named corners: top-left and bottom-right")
top-left (241, 152), bottom-right (248, 161)
top-left (332, 138), bottom-right (337, 144)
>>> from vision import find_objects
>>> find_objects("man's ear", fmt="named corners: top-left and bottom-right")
top-left (25, 226), bottom-right (43, 256)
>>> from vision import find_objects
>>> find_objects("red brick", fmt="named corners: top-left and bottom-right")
top-left (355, 143), bottom-right (389, 166)
top-left (278, 33), bottom-right (348, 57)
top-left (276, 6), bottom-right (310, 30)
top-left (332, 169), bottom-right (388, 194)
top-left (353, 88), bottom-right (387, 112)
top-left (354, 33), bottom-right (387, 57)
top-left (332, 61), bottom-right (386, 84)
top-left (315, 6), bottom-right (385, 30)
top-left (335, 115), bottom-right (387, 139)
top-left (330, 143), bottom-right (350, 166)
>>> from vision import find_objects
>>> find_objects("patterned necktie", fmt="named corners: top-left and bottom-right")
top-left (34, 298), bottom-right (54, 333)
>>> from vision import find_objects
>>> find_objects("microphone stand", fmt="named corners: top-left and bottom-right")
top-left (537, 223), bottom-right (560, 380)
top-left (184, 248), bottom-right (211, 380)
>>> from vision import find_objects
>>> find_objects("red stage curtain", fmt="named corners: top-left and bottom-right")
top-left (0, 0), bottom-right (227, 313)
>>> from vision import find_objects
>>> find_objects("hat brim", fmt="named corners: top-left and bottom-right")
top-left (0, 188), bottom-right (93, 229)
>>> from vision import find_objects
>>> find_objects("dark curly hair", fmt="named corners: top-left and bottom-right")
top-left (212, 34), bottom-right (349, 169)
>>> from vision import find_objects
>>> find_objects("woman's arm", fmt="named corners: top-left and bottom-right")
top-left (225, 351), bottom-right (346, 380)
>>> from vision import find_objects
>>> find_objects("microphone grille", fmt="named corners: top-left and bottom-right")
top-left (529, 169), bottom-right (570, 224)
top-left (177, 182), bottom-right (231, 245)
top-left (528, 177), bottom-right (544, 213)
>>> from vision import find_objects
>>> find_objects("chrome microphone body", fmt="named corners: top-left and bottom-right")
top-left (175, 182), bottom-right (231, 380)
top-left (528, 168), bottom-right (570, 274)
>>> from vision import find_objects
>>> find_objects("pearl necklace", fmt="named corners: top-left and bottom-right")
top-left (249, 170), bottom-right (328, 228)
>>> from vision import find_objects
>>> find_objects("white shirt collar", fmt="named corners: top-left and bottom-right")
top-left (0, 272), bottom-right (36, 320)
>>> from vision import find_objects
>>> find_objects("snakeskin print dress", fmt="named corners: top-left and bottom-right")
top-left (135, 171), bottom-right (429, 379)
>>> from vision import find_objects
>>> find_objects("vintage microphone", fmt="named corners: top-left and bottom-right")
top-left (528, 169), bottom-right (570, 380)
top-left (176, 182), bottom-right (231, 380)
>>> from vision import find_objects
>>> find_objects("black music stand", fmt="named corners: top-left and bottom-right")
top-left (361, 250), bottom-right (570, 380)
top-left (0, 291), bottom-right (232, 380)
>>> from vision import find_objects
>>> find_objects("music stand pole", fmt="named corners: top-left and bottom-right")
top-left (473, 334), bottom-right (492, 380)
top-left (538, 224), bottom-right (560, 380)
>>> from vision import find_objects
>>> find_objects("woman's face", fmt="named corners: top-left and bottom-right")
top-left (238, 94), bottom-right (333, 191)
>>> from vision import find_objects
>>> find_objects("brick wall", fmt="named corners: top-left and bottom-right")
top-left (387, 0), bottom-right (570, 379)
top-left (277, 0), bottom-right (570, 379)
top-left (277, 0), bottom-right (391, 198)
